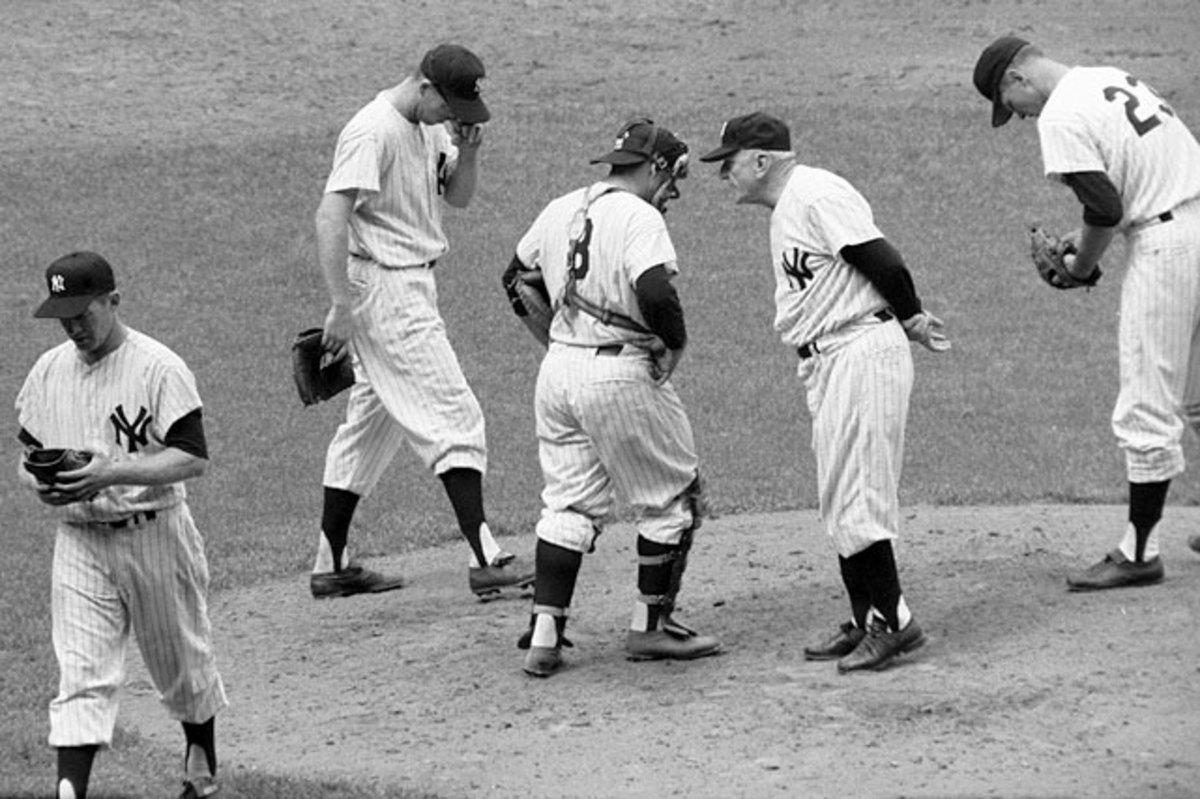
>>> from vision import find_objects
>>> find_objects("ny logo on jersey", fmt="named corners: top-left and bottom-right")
top-left (781, 247), bottom-right (816, 291)
top-left (111, 405), bottom-right (153, 453)
top-left (50, 274), bottom-right (66, 293)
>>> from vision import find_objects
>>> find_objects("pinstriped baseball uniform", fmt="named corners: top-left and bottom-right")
top-left (772, 166), bottom-right (912, 557)
top-left (1038, 67), bottom-right (1200, 484)
top-left (16, 329), bottom-right (227, 747)
top-left (322, 94), bottom-right (486, 494)
top-left (516, 183), bottom-right (699, 552)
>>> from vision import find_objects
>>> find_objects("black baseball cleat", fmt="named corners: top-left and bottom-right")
top-left (837, 619), bottom-right (926, 673)
top-left (1066, 549), bottom-right (1164, 591)
top-left (625, 625), bottom-right (722, 662)
top-left (310, 565), bottom-right (405, 599)
top-left (804, 621), bottom-right (866, 661)
top-left (470, 552), bottom-right (535, 600)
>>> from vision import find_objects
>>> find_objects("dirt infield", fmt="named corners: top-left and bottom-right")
top-left (123, 505), bottom-right (1200, 798)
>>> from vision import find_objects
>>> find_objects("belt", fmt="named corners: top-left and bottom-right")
top-left (1131, 210), bottom-right (1174, 231)
top-left (596, 344), bottom-right (626, 356)
top-left (350, 252), bottom-right (437, 269)
top-left (105, 510), bottom-right (157, 529)
top-left (798, 309), bottom-right (893, 360)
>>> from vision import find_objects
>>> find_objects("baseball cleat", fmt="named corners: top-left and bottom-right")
top-left (625, 627), bottom-right (722, 662)
top-left (523, 645), bottom-right (564, 678)
top-left (837, 619), bottom-right (926, 673)
top-left (1188, 533), bottom-right (1200, 554)
top-left (310, 565), bottom-right (405, 599)
top-left (470, 552), bottom-right (535, 600)
top-left (179, 775), bottom-right (220, 799)
top-left (1066, 549), bottom-right (1164, 591)
top-left (804, 620), bottom-right (866, 661)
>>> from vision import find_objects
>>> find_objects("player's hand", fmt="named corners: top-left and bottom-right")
top-left (38, 452), bottom-right (108, 506)
top-left (901, 312), bottom-right (951, 353)
top-left (450, 122), bottom-right (484, 150)
top-left (322, 303), bottom-right (354, 363)
top-left (650, 346), bottom-right (684, 386)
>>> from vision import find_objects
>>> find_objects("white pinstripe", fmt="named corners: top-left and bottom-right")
top-left (534, 342), bottom-right (698, 551)
top-left (16, 329), bottom-right (226, 748)
top-left (1113, 200), bottom-right (1200, 481)
top-left (49, 506), bottom-right (227, 746)
top-left (799, 321), bottom-right (912, 557)
top-left (323, 259), bottom-right (486, 494)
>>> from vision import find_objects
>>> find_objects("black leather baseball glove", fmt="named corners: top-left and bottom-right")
top-left (24, 447), bottom-right (93, 485)
top-left (291, 327), bottom-right (355, 406)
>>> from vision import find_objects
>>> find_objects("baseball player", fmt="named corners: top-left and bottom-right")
top-left (699, 113), bottom-right (950, 673)
top-left (503, 117), bottom-right (721, 677)
top-left (310, 43), bottom-right (534, 600)
top-left (16, 252), bottom-right (227, 799)
top-left (973, 36), bottom-right (1200, 589)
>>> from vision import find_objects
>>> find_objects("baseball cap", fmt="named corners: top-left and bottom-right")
top-left (420, 43), bottom-right (490, 124)
top-left (34, 251), bottom-right (117, 319)
top-left (698, 112), bottom-right (791, 162)
top-left (590, 117), bottom-right (689, 174)
top-left (973, 35), bottom-right (1030, 127)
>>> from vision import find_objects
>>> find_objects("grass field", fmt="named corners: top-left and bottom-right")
top-left (3, 0), bottom-right (1199, 796)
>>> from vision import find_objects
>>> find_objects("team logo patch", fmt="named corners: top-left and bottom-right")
top-left (111, 405), bottom-right (153, 453)
top-left (50, 274), bottom-right (66, 293)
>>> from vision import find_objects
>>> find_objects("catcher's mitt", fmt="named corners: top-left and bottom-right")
top-left (1030, 225), bottom-right (1102, 290)
top-left (502, 262), bottom-right (553, 348)
top-left (292, 327), bottom-right (355, 406)
top-left (24, 447), bottom-right (93, 485)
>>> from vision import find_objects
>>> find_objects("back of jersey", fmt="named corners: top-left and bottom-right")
top-left (1038, 66), bottom-right (1200, 226)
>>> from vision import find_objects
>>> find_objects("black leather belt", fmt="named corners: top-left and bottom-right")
top-left (350, 253), bottom-right (437, 269)
top-left (106, 510), bottom-right (157, 529)
top-left (596, 344), bottom-right (625, 356)
top-left (798, 309), bottom-right (893, 360)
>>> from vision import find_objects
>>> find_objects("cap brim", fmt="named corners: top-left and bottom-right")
top-left (991, 98), bottom-right (1013, 127)
top-left (589, 151), bottom-right (649, 166)
top-left (446, 96), bottom-right (490, 125)
top-left (34, 293), bottom-right (102, 319)
top-left (698, 144), bottom-right (739, 163)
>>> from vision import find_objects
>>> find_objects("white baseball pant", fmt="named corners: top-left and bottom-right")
top-left (49, 503), bottom-right (227, 747)
top-left (799, 320), bottom-right (912, 558)
top-left (1113, 199), bottom-right (1200, 482)
top-left (534, 343), bottom-right (699, 553)
top-left (324, 258), bottom-right (487, 494)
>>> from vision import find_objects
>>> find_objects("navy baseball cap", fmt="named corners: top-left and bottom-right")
top-left (34, 251), bottom-right (117, 319)
top-left (590, 117), bottom-right (689, 174)
top-left (698, 112), bottom-right (791, 162)
top-left (973, 35), bottom-right (1030, 127)
top-left (420, 43), bottom-right (490, 124)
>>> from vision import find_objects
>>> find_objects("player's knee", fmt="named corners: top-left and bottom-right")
top-left (536, 511), bottom-right (601, 553)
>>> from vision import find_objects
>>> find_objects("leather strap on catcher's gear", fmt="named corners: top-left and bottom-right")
top-left (636, 473), bottom-right (707, 635)
top-left (291, 327), bottom-right (355, 406)
top-left (1029, 225), bottom-right (1102, 290)
top-left (516, 605), bottom-right (573, 650)
top-left (561, 184), bottom-right (663, 345)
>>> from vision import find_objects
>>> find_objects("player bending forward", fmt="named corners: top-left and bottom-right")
top-left (701, 113), bottom-right (950, 673)
top-left (974, 36), bottom-right (1200, 588)
top-left (17, 252), bottom-right (227, 799)
top-left (503, 117), bottom-right (722, 677)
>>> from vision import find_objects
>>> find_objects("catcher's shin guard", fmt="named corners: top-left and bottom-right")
top-left (649, 473), bottom-right (706, 631)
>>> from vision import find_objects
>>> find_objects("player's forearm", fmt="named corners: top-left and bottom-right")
top-left (315, 193), bottom-right (356, 306)
top-left (443, 150), bottom-right (479, 208)
top-left (106, 448), bottom-right (207, 486)
top-left (1070, 224), bottom-right (1117, 276)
